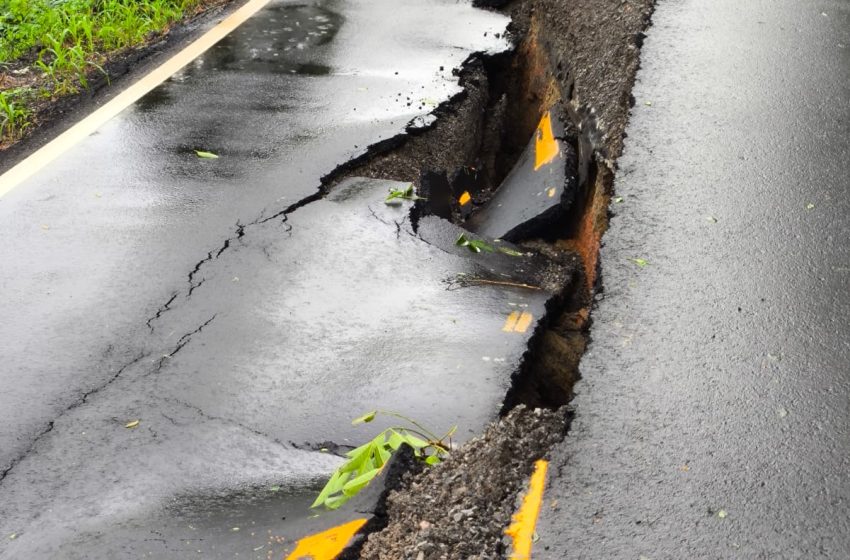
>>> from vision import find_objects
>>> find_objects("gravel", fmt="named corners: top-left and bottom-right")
top-left (359, 406), bottom-right (567, 560)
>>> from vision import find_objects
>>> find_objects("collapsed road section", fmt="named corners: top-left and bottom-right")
top-left (0, 171), bottom-right (577, 557)
top-left (0, 0), bottom-right (658, 557)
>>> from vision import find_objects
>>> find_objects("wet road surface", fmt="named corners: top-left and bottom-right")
top-left (537, 0), bottom-right (850, 557)
top-left (0, 1), bottom-right (519, 557)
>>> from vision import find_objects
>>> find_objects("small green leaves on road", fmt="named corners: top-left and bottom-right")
top-left (613, 196), bottom-right (624, 203)
top-left (806, 202), bottom-right (815, 210)
top-left (313, 410), bottom-right (453, 510)
top-left (456, 233), bottom-right (494, 253)
top-left (456, 234), bottom-right (525, 256)
top-left (632, 258), bottom-right (649, 268)
top-left (385, 183), bottom-right (424, 204)
top-left (352, 410), bottom-right (377, 424)
top-left (195, 150), bottom-right (219, 159)
top-left (717, 509), bottom-right (728, 519)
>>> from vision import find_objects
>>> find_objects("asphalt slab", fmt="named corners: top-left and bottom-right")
top-left (466, 110), bottom-right (577, 242)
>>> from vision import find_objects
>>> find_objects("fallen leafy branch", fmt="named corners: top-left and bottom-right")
top-left (385, 183), bottom-right (424, 204)
top-left (312, 410), bottom-right (454, 510)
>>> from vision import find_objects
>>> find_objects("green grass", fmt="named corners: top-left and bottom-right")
top-left (0, 0), bottom-right (212, 143)
top-left (0, 88), bottom-right (31, 141)
top-left (0, 0), bottom-right (205, 62)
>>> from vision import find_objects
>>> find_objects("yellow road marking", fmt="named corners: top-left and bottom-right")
top-left (533, 111), bottom-right (559, 171)
top-left (0, 0), bottom-right (273, 199)
top-left (547, 187), bottom-right (556, 198)
top-left (459, 191), bottom-right (472, 206)
top-left (514, 311), bottom-right (533, 333)
top-left (505, 459), bottom-right (548, 559)
top-left (502, 311), bottom-right (533, 333)
top-left (502, 311), bottom-right (520, 332)
top-left (285, 518), bottom-right (368, 560)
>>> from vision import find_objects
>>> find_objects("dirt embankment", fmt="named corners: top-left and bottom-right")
top-left (356, 0), bottom-right (654, 558)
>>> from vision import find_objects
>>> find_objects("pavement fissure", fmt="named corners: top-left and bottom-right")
top-left (0, 350), bottom-right (148, 485)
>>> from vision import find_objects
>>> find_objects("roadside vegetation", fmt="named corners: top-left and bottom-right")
top-left (0, 0), bottom-right (225, 147)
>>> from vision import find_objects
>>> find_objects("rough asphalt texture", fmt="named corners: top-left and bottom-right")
top-left (537, 0), bottom-right (850, 557)
top-left (360, 406), bottom-right (566, 560)
top-left (510, 0), bottom-right (654, 162)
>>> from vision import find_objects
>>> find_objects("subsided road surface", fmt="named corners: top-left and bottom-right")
top-left (0, 1), bottom-right (526, 557)
top-left (536, 0), bottom-right (850, 557)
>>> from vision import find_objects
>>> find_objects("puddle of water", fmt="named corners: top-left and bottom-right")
top-left (196, 2), bottom-right (343, 76)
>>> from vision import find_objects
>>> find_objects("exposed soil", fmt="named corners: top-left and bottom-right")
top-left (510, 0), bottom-right (655, 164)
top-left (0, 0), bottom-right (242, 164)
top-left (359, 406), bottom-right (568, 560)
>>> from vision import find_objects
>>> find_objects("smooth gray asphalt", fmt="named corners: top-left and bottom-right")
top-left (537, 0), bottom-right (850, 557)
top-left (0, 1), bottom-right (523, 557)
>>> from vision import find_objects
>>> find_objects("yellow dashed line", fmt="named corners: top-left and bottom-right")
top-left (505, 459), bottom-right (548, 559)
top-left (533, 111), bottom-right (559, 171)
top-left (285, 518), bottom-right (368, 560)
top-left (459, 191), bottom-right (472, 206)
top-left (514, 311), bottom-right (533, 333)
top-left (0, 0), bottom-right (273, 199)
top-left (502, 311), bottom-right (520, 332)
top-left (502, 311), bottom-right (533, 333)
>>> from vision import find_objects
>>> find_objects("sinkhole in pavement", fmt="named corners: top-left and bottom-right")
top-left (0, 0), bottom-right (638, 556)
top-left (317, 18), bottom-right (622, 558)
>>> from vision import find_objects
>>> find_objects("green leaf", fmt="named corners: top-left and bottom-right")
top-left (806, 203), bottom-right (815, 210)
top-left (311, 470), bottom-right (351, 508)
top-left (613, 196), bottom-right (624, 203)
top-left (345, 440), bottom-right (374, 459)
top-left (324, 494), bottom-right (349, 510)
top-left (387, 429), bottom-right (405, 451)
top-left (398, 432), bottom-right (430, 450)
top-left (342, 466), bottom-right (381, 496)
top-left (632, 258), bottom-right (648, 268)
top-left (312, 411), bottom-right (451, 509)
top-left (352, 411), bottom-right (377, 425)
top-left (341, 442), bottom-right (376, 473)
top-left (375, 439), bottom-right (391, 466)
top-left (194, 150), bottom-right (219, 159)
top-left (717, 509), bottom-right (728, 519)
top-left (455, 233), bottom-right (494, 254)
top-left (385, 183), bottom-right (424, 204)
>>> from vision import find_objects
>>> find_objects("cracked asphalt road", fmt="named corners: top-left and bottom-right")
top-left (0, 1), bottom-right (538, 557)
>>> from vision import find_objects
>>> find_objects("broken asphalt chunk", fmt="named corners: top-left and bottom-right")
top-left (466, 110), bottom-right (578, 242)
